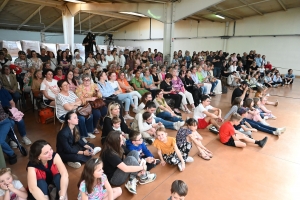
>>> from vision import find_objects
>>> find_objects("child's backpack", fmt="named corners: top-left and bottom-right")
top-left (38, 107), bottom-right (54, 124)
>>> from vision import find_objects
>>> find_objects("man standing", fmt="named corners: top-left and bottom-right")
top-left (82, 32), bottom-right (95, 60)
top-left (213, 50), bottom-right (225, 78)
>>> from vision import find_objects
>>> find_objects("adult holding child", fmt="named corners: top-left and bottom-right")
top-left (100, 130), bottom-right (157, 195)
top-left (27, 140), bottom-right (69, 200)
top-left (56, 111), bottom-right (101, 169)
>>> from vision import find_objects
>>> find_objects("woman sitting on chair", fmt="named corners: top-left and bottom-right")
top-left (0, 65), bottom-right (21, 104)
top-left (56, 111), bottom-right (101, 169)
top-left (40, 69), bottom-right (59, 107)
top-left (56, 79), bottom-right (95, 139)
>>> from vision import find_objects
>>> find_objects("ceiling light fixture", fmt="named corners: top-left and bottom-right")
top-left (119, 12), bottom-right (146, 17)
top-left (215, 14), bottom-right (225, 19)
top-left (64, 0), bottom-right (86, 3)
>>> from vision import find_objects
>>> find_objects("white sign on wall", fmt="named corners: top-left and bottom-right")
top-left (0, 40), bottom-right (22, 57)
top-left (97, 45), bottom-right (108, 54)
top-left (56, 44), bottom-right (70, 51)
top-left (40, 43), bottom-right (57, 56)
top-left (74, 43), bottom-right (85, 59)
top-left (21, 40), bottom-right (40, 54)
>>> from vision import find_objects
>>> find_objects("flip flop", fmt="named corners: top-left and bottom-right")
top-left (198, 153), bottom-right (210, 160)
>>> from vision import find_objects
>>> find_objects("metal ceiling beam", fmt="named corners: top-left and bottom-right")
top-left (239, 0), bottom-right (263, 15)
top-left (15, 0), bottom-right (64, 9)
top-left (0, 0), bottom-right (9, 13)
top-left (188, 15), bottom-right (214, 22)
top-left (91, 18), bottom-right (114, 31)
top-left (101, 21), bottom-right (131, 35)
top-left (84, 11), bottom-right (139, 21)
top-left (18, 5), bottom-right (45, 30)
top-left (214, 0), bottom-right (269, 14)
top-left (277, 0), bottom-right (287, 11)
top-left (74, 14), bottom-right (96, 27)
top-left (41, 16), bottom-right (62, 32)
top-left (213, 5), bottom-right (242, 19)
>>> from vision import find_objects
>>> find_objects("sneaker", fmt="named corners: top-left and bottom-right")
top-left (174, 121), bottom-right (185, 130)
top-left (273, 130), bottom-right (281, 136)
top-left (177, 162), bottom-right (183, 171)
top-left (278, 127), bottom-right (286, 134)
top-left (145, 138), bottom-right (154, 145)
top-left (10, 141), bottom-right (18, 148)
top-left (185, 156), bottom-right (194, 163)
top-left (125, 178), bottom-right (137, 194)
top-left (133, 108), bottom-right (138, 113)
top-left (93, 147), bottom-right (101, 155)
top-left (264, 116), bottom-right (269, 120)
top-left (258, 137), bottom-right (268, 148)
top-left (67, 162), bottom-right (81, 168)
top-left (209, 126), bottom-right (219, 134)
top-left (124, 114), bottom-right (134, 120)
top-left (87, 133), bottom-right (96, 139)
top-left (22, 136), bottom-right (32, 145)
top-left (139, 173), bottom-right (156, 185)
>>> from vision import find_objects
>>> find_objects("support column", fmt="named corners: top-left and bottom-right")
top-left (62, 9), bottom-right (74, 51)
top-left (163, 3), bottom-right (175, 64)
top-left (223, 21), bottom-right (230, 52)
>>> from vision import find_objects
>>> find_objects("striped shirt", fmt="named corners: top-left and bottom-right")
top-left (56, 92), bottom-right (78, 118)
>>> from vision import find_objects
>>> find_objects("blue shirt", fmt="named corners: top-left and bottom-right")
top-left (285, 73), bottom-right (295, 79)
top-left (255, 57), bottom-right (262, 67)
top-left (125, 139), bottom-right (153, 158)
top-left (191, 73), bottom-right (199, 84)
top-left (97, 81), bottom-right (115, 98)
top-left (0, 88), bottom-right (13, 107)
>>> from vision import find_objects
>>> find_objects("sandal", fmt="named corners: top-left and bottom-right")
top-left (198, 152), bottom-right (210, 160)
top-left (204, 149), bottom-right (213, 158)
top-left (94, 129), bottom-right (100, 134)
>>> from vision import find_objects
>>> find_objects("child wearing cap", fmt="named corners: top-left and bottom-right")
top-left (219, 112), bottom-right (268, 148)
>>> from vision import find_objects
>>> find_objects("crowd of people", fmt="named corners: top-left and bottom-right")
top-left (0, 46), bottom-right (293, 199)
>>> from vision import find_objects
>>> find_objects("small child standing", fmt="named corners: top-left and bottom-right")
top-left (177, 118), bottom-right (213, 161)
top-left (153, 127), bottom-right (187, 172)
top-left (219, 113), bottom-right (268, 148)
top-left (126, 131), bottom-right (160, 171)
top-left (0, 168), bottom-right (28, 200)
top-left (77, 158), bottom-right (122, 200)
top-left (168, 180), bottom-right (188, 200)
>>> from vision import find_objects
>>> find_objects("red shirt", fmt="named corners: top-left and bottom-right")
top-left (265, 64), bottom-right (272, 70)
top-left (219, 121), bottom-right (235, 143)
top-left (35, 163), bottom-right (59, 180)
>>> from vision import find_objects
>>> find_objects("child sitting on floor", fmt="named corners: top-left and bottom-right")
top-left (253, 97), bottom-right (276, 119)
top-left (153, 127), bottom-right (190, 172)
top-left (0, 168), bottom-right (28, 200)
top-left (168, 180), bottom-right (188, 200)
top-left (176, 118), bottom-right (213, 161)
top-left (219, 112), bottom-right (268, 148)
top-left (77, 158), bottom-right (122, 200)
top-left (112, 116), bottom-right (128, 142)
top-left (126, 131), bottom-right (160, 171)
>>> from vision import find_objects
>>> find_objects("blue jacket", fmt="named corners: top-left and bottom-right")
top-left (125, 139), bottom-right (153, 158)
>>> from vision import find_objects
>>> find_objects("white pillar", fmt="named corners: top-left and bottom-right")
top-left (163, 3), bottom-right (175, 64)
top-left (62, 10), bottom-right (74, 51)
top-left (223, 21), bottom-right (230, 52)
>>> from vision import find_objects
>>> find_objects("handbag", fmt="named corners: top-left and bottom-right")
top-left (89, 98), bottom-right (106, 109)
top-left (105, 94), bottom-right (118, 101)
top-left (76, 103), bottom-right (92, 118)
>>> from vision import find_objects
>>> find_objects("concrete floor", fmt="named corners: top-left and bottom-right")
top-left (6, 79), bottom-right (300, 200)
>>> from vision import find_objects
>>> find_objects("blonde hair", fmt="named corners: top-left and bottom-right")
top-left (0, 168), bottom-right (18, 180)
top-left (106, 102), bottom-right (120, 118)
top-left (156, 126), bottom-right (166, 134)
top-left (230, 113), bottom-right (242, 121)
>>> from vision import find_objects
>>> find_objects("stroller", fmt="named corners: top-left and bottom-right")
top-left (7, 127), bottom-right (28, 156)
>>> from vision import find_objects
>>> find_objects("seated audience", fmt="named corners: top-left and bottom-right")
top-left (126, 131), bottom-right (160, 171)
top-left (56, 111), bottom-right (101, 169)
top-left (53, 67), bottom-right (65, 81)
top-left (177, 118), bottom-right (213, 161)
top-left (30, 51), bottom-right (43, 70)
top-left (0, 66), bottom-right (21, 104)
top-left (131, 70), bottom-right (148, 95)
top-left (27, 140), bottom-right (69, 200)
top-left (23, 66), bottom-right (35, 93)
top-left (158, 65), bottom-right (167, 81)
top-left (72, 52), bottom-right (84, 69)
top-left (76, 74), bottom-right (107, 137)
top-left (40, 69), bottom-right (59, 106)
top-left (231, 81), bottom-right (249, 104)
top-left (227, 71), bottom-right (241, 87)
top-left (64, 70), bottom-right (78, 92)
top-left (100, 130), bottom-right (156, 195)
top-left (284, 69), bottom-right (294, 85)
top-left (219, 113), bottom-right (268, 148)
top-left (77, 158), bottom-right (122, 200)
top-left (0, 168), bottom-right (28, 199)
top-left (193, 95), bottom-right (223, 133)
top-left (151, 65), bottom-right (161, 86)
top-left (272, 72), bottom-right (283, 86)
top-left (190, 66), bottom-right (207, 95)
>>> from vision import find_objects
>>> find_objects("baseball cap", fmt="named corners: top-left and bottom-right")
top-left (237, 107), bottom-right (249, 115)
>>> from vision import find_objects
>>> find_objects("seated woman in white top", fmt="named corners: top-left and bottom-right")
top-left (40, 69), bottom-right (60, 106)
top-left (98, 54), bottom-right (108, 71)
top-left (229, 61), bottom-right (238, 73)
top-left (72, 52), bottom-right (84, 69)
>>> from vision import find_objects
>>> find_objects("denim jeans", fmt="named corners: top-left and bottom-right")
top-left (156, 112), bottom-right (182, 122)
top-left (210, 81), bottom-right (218, 93)
top-left (213, 67), bottom-right (221, 78)
top-left (37, 174), bottom-right (61, 196)
top-left (92, 106), bottom-right (107, 128)
top-left (117, 93), bottom-right (134, 112)
top-left (15, 119), bottom-right (27, 137)
top-left (244, 119), bottom-right (276, 134)
top-left (155, 117), bottom-right (175, 130)
top-left (110, 150), bottom-right (144, 186)
top-left (0, 118), bottom-right (15, 156)
top-left (201, 86), bottom-right (207, 95)
top-left (10, 91), bottom-right (21, 105)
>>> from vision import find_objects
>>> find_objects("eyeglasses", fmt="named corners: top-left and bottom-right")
top-left (83, 79), bottom-right (90, 82)
top-left (0, 168), bottom-right (11, 176)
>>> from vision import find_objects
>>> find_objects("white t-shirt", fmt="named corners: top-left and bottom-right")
top-left (193, 103), bottom-right (213, 120)
top-left (40, 79), bottom-right (59, 100)
top-left (0, 180), bottom-right (23, 199)
top-left (105, 55), bottom-right (114, 63)
top-left (108, 80), bottom-right (120, 91)
top-left (98, 60), bottom-right (108, 69)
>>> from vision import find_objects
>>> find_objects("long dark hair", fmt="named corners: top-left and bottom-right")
top-left (141, 92), bottom-right (152, 105)
top-left (77, 158), bottom-right (103, 194)
top-left (64, 70), bottom-right (77, 86)
top-left (29, 140), bottom-right (51, 165)
top-left (100, 131), bottom-right (124, 158)
top-left (232, 97), bottom-right (242, 108)
top-left (64, 111), bottom-right (80, 142)
top-left (243, 98), bottom-right (254, 110)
